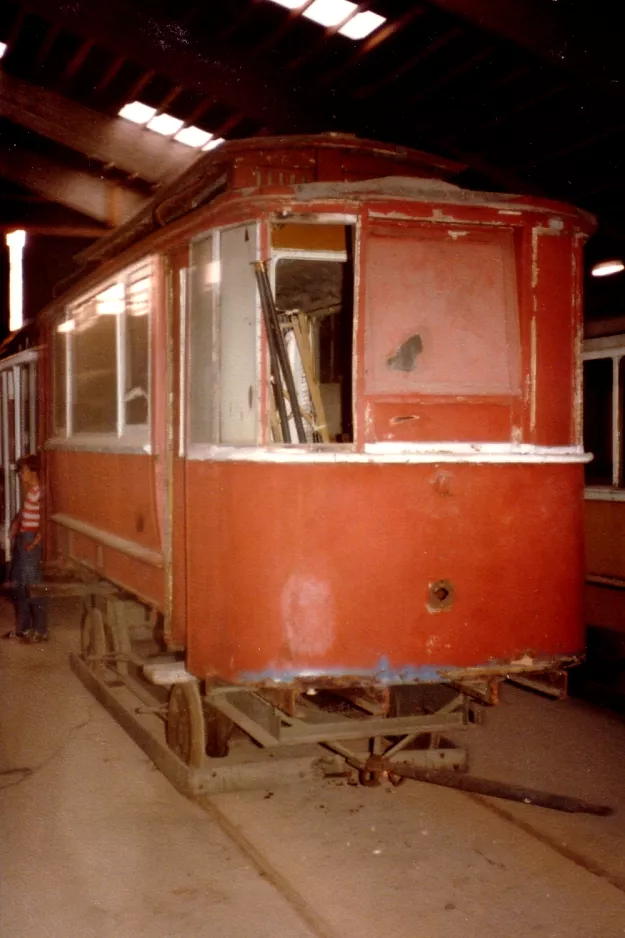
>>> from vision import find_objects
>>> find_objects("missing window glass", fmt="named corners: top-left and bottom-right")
top-left (273, 228), bottom-right (354, 443)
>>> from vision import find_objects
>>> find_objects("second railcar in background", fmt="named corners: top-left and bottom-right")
top-left (32, 134), bottom-right (593, 767)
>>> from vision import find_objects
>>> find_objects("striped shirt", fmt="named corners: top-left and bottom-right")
top-left (20, 484), bottom-right (41, 532)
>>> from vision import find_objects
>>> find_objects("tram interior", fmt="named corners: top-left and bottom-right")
top-left (272, 222), bottom-right (354, 443)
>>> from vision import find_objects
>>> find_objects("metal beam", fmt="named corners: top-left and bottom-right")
top-left (424, 0), bottom-right (625, 102)
top-left (0, 72), bottom-right (197, 185)
top-left (22, 0), bottom-right (321, 131)
top-left (0, 144), bottom-right (147, 225)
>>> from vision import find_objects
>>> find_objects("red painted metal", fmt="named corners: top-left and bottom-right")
top-left (184, 461), bottom-right (585, 684)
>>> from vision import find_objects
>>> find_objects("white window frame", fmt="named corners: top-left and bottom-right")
top-left (583, 334), bottom-right (625, 502)
top-left (47, 257), bottom-right (154, 455)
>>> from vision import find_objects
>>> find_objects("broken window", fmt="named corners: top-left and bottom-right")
top-left (270, 223), bottom-right (354, 443)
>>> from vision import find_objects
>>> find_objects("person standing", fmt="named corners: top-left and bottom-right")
top-left (3, 454), bottom-right (48, 642)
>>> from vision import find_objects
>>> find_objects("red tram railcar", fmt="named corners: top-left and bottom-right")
top-left (31, 134), bottom-right (593, 766)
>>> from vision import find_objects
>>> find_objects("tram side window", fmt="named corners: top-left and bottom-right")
top-left (189, 235), bottom-right (217, 444)
top-left (73, 291), bottom-right (118, 433)
top-left (220, 225), bottom-right (259, 444)
top-left (583, 356), bottom-right (624, 487)
top-left (188, 225), bottom-right (258, 446)
top-left (52, 327), bottom-right (66, 434)
top-left (125, 273), bottom-right (150, 426)
top-left (53, 259), bottom-right (153, 441)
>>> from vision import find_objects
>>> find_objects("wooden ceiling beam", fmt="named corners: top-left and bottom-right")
top-left (0, 71), bottom-right (197, 185)
top-left (0, 143), bottom-right (146, 225)
top-left (21, 0), bottom-right (319, 131)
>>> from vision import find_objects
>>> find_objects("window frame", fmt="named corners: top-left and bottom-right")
top-left (48, 257), bottom-right (154, 454)
top-left (583, 334), bottom-right (625, 501)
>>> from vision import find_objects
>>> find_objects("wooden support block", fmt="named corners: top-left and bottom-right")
top-left (143, 660), bottom-right (197, 686)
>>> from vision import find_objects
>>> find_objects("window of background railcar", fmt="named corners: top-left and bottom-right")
top-left (364, 224), bottom-right (520, 397)
top-left (582, 352), bottom-right (625, 489)
top-left (270, 222), bottom-right (353, 443)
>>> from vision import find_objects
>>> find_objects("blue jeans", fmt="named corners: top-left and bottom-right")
top-left (10, 532), bottom-right (46, 635)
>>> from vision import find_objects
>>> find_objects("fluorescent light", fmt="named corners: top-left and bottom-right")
top-left (202, 137), bottom-right (225, 151)
top-left (303, 0), bottom-right (356, 28)
top-left (118, 101), bottom-right (157, 125)
top-left (5, 230), bottom-right (26, 333)
top-left (591, 260), bottom-right (625, 278)
top-left (147, 113), bottom-right (184, 136)
top-left (174, 126), bottom-right (213, 148)
top-left (339, 10), bottom-right (385, 39)
top-left (267, 0), bottom-right (305, 9)
top-left (0, 42), bottom-right (7, 59)
top-left (57, 320), bottom-right (75, 334)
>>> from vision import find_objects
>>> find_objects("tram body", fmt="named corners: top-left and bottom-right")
top-left (32, 134), bottom-right (592, 691)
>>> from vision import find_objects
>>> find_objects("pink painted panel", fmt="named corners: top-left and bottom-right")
top-left (364, 223), bottom-right (520, 397)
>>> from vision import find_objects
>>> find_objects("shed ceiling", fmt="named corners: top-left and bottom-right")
top-left (0, 1), bottom-right (623, 286)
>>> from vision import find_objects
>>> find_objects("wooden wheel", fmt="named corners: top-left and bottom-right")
top-left (166, 682), bottom-right (206, 769)
top-left (81, 607), bottom-right (107, 674)
top-left (106, 599), bottom-right (131, 676)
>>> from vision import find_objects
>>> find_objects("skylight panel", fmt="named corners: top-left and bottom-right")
top-left (118, 101), bottom-right (157, 124)
top-left (147, 113), bottom-right (184, 136)
top-left (174, 126), bottom-right (213, 148)
top-left (339, 10), bottom-right (385, 39)
top-left (303, 0), bottom-right (357, 29)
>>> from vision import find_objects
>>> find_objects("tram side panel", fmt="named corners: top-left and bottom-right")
top-left (44, 257), bottom-right (167, 612)
top-left (184, 460), bottom-right (585, 685)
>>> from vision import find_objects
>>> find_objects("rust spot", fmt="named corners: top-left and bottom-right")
top-left (428, 579), bottom-right (455, 613)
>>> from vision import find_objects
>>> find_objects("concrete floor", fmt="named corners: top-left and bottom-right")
top-left (2, 598), bottom-right (625, 938)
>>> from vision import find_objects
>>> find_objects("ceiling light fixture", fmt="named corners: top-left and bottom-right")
top-left (0, 42), bottom-right (8, 59)
top-left (147, 113), bottom-right (184, 136)
top-left (591, 260), bottom-right (625, 278)
top-left (174, 126), bottom-right (213, 148)
top-left (118, 101), bottom-right (157, 124)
